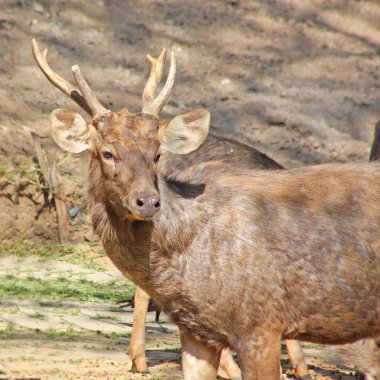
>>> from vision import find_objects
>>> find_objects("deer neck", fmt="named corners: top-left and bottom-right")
top-left (88, 169), bottom-right (208, 295)
top-left (151, 174), bottom-right (208, 253)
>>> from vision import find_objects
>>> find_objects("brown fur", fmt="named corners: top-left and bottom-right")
top-left (35, 42), bottom-right (380, 378)
top-left (325, 339), bottom-right (380, 380)
top-left (160, 133), bottom-right (282, 174)
top-left (86, 113), bottom-right (380, 377)
top-left (129, 134), bottom-right (308, 378)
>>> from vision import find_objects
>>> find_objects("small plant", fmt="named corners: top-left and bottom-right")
top-left (45, 327), bottom-right (80, 341)
top-left (68, 358), bottom-right (84, 364)
top-left (29, 312), bottom-right (45, 320)
top-left (94, 314), bottom-right (121, 322)
top-left (83, 344), bottom-right (97, 350)
top-left (0, 164), bottom-right (8, 176)
top-left (67, 308), bottom-right (80, 316)
top-left (0, 325), bottom-right (18, 339)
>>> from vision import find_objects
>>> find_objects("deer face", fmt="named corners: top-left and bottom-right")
top-left (51, 106), bottom-right (209, 221)
top-left (32, 40), bottom-right (210, 221)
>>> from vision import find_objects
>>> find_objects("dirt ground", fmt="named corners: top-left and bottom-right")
top-left (1, 0), bottom-right (380, 379)
top-left (0, 248), bottom-right (369, 380)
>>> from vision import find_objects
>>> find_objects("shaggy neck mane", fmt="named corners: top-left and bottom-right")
top-left (87, 159), bottom-right (213, 252)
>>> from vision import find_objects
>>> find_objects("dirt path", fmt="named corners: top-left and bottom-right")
top-left (0, 250), bottom-right (365, 380)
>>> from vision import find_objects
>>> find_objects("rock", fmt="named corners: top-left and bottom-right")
top-left (33, 1), bottom-right (44, 13)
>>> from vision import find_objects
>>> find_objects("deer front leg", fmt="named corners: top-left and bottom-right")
top-left (220, 346), bottom-right (242, 380)
top-left (129, 287), bottom-right (150, 373)
top-left (235, 328), bottom-right (281, 380)
top-left (180, 329), bottom-right (221, 380)
top-left (285, 339), bottom-right (311, 379)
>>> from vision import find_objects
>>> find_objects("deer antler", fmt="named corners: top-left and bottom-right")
top-left (32, 39), bottom-right (91, 115)
top-left (71, 65), bottom-right (110, 121)
top-left (32, 39), bottom-right (109, 120)
top-left (142, 51), bottom-right (176, 117)
top-left (142, 49), bottom-right (166, 107)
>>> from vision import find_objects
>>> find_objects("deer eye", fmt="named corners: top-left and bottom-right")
top-left (154, 153), bottom-right (161, 164)
top-left (102, 151), bottom-right (113, 159)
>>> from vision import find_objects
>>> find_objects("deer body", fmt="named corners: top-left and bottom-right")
top-left (326, 339), bottom-right (380, 380)
top-left (93, 160), bottom-right (380, 348)
top-left (32, 40), bottom-right (380, 379)
top-left (128, 133), bottom-right (302, 379)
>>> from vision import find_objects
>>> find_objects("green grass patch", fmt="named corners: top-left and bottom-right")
top-left (0, 241), bottom-right (106, 271)
top-left (0, 326), bottom-right (132, 346)
top-left (93, 314), bottom-right (122, 322)
top-left (68, 358), bottom-right (84, 364)
top-left (0, 164), bottom-right (8, 176)
top-left (0, 274), bottom-right (135, 303)
top-left (44, 327), bottom-right (81, 341)
top-left (29, 312), bottom-right (46, 320)
top-left (107, 331), bottom-right (131, 340)
top-left (301, 343), bottom-right (325, 349)
top-left (0, 325), bottom-right (19, 339)
top-left (106, 306), bottom-right (122, 313)
top-left (0, 326), bottom-right (82, 341)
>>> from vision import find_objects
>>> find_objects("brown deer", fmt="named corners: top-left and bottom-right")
top-left (129, 119), bottom-right (380, 380)
top-left (325, 338), bottom-right (380, 380)
top-left (129, 133), bottom-right (312, 379)
top-left (321, 142), bottom-right (380, 380)
top-left (32, 39), bottom-right (309, 380)
top-left (33, 40), bottom-right (380, 380)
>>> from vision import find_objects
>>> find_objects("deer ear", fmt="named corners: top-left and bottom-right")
top-left (51, 109), bottom-right (93, 153)
top-left (160, 109), bottom-right (210, 154)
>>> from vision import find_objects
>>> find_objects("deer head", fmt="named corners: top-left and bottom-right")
top-left (32, 40), bottom-right (210, 221)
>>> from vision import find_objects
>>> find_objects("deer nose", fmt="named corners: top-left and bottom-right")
top-left (133, 194), bottom-right (161, 218)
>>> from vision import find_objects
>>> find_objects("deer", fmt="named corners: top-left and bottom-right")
top-left (32, 39), bottom-right (309, 380)
top-left (129, 134), bottom-right (312, 380)
top-left (128, 119), bottom-right (380, 380)
top-left (325, 338), bottom-right (380, 380)
top-left (32, 40), bottom-right (380, 380)
top-left (321, 136), bottom-right (380, 380)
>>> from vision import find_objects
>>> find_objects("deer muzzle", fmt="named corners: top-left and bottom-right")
top-left (132, 192), bottom-right (161, 219)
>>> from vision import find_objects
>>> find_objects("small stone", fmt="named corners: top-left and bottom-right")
top-left (33, 1), bottom-right (44, 13)
top-left (68, 206), bottom-right (81, 218)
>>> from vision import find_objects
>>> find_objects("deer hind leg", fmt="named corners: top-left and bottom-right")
top-left (129, 286), bottom-right (150, 373)
top-left (235, 328), bottom-right (281, 380)
top-left (180, 329), bottom-right (221, 380)
top-left (285, 339), bottom-right (311, 379)
top-left (219, 346), bottom-right (242, 380)
top-left (219, 341), bottom-right (308, 380)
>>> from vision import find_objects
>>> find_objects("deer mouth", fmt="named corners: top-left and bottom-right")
top-left (129, 212), bottom-right (155, 222)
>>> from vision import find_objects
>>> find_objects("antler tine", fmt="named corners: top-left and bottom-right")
top-left (142, 49), bottom-right (166, 107)
top-left (142, 52), bottom-right (176, 116)
top-left (71, 65), bottom-right (110, 121)
top-left (31, 39), bottom-right (92, 115)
